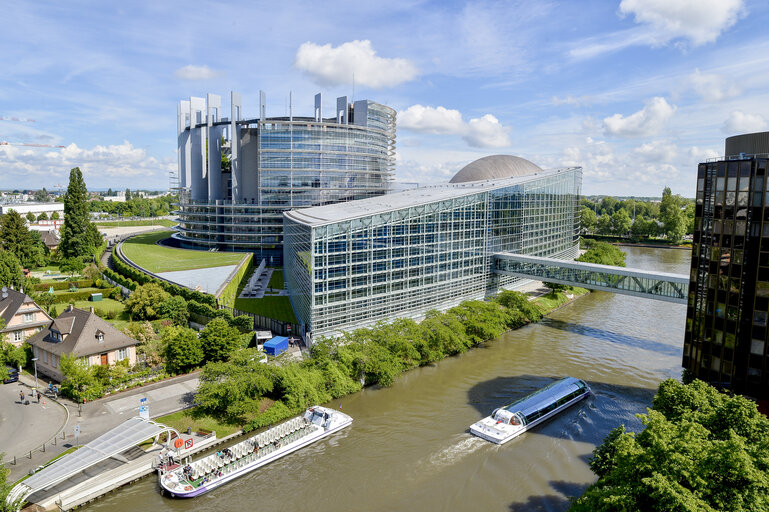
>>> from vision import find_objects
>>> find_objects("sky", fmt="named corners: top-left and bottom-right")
top-left (1, 0), bottom-right (768, 196)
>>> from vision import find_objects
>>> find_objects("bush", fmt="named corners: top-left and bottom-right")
top-left (53, 288), bottom-right (118, 304)
top-left (34, 279), bottom-right (93, 292)
top-left (125, 282), bottom-right (170, 320)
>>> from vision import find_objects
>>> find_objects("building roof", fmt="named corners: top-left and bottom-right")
top-left (26, 306), bottom-right (138, 357)
top-left (39, 229), bottom-right (60, 247)
top-left (449, 155), bottom-right (543, 183)
top-left (0, 287), bottom-right (49, 331)
top-left (285, 167), bottom-right (575, 227)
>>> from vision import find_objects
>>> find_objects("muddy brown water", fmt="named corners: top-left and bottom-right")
top-left (84, 246), bottom-right (689, 512)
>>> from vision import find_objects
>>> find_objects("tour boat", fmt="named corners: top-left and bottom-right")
top-left (158, 406), bottom-right (352, 498)
top-left (470, 377), bottom-right (590, 444)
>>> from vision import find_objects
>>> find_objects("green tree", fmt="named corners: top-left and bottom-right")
top-left (0, 211), bottom-right (46, 268)
top-left (60, 257), bottom-right (86, 277)
top-left (660, 186), bottom-right (686, 243)
top-left (51, 211), bottom-right (60, 220)
top-left (25, 212), bottom-right (36, 222)
top-left (125, 282), bottom-right (170, 320)
top-left (576, 241), bottom-right (626, 267)
top-left (0, 340), bottom-right (27, 370)
top-left (60, 167), bottom-right (99, 258)
top-left (0, 251), bottom-right (24, 288)
top-left (611, 209), bottom-right (632, 236)
top-left (596, 214), bottom-right (613, 235)
top-left (125, 188), bottom-right (132, 201)
top-left (571, 379), bottom-right (769, 512)
top-left (59, 354), bottom-right (102, 402)
top-left (543, 281), bottom-right (567, 296)
top-left (33, 188), bottom-right (50, 202)
top-left (162, 326), bottom-right (203, 374)
top-left (580, 207), bottom-right (597, 234)
top-left (200, 317), bottom-right (244, 363)
top-left (106, 188), bottom-right (113, 197)
top-left (36, 212), bottom-right (48, 221)
top-left (157, 295), bottom-right (189, 326)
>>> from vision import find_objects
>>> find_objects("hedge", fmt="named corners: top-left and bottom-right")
top-left (103, 268), bottom-right (139, 291)
top-left (216, 253), bottom-right (254, 309)
top-left (53, 287), bottom-right (119, 304)
top-left (34, 280), bottom-right (94, 292)
top-left (188, 300), bottom-right (253, 332)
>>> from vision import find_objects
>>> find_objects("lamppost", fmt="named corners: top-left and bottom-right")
top-left (31, 357), bottom-right (38, 395)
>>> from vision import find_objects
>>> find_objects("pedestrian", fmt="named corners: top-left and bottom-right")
top-left (19, 390), bottom-right (24, 403)
top-left (37, 391), bottom-right (41, 403)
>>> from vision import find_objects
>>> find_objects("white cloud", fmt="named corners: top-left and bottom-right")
top-left (619, 0), bottom-right (744, 46)
top-left (399, 105), bottom-right (511, 148)
top-left (688, 69), bottom-right (740, 102)
top-left (0, 141), bottom-right (174, 187)
top-left (603, 97), bottom-right (676, 137)
top-left (633, 140), bottom-right (677, 162)
top-left (688, 146), bottom-right (720, 161)
top-left (174, 65), bottom-right (224, 80)
top-left (398, 105), bottom-right (465, 134)
top-left (723, 111), bottom-right (767, 134)
top-left (464, 115), bottom-right (511, 148)
top-left (294, 40), bottom-right (418, 89)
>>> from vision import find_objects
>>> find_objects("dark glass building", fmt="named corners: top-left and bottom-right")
top-left (685, 132), bottom-right (769, 399)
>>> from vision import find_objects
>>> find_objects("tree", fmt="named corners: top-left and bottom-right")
top-left (162, 326), bottom-right (203, 374)
top-left (543, 282), bottom-right (567, 296)
top-left (124, 321), bottom-right (163, 366)
top-left (106, 188), bottom-right (113, 197)
top-left (33, 188), bottom-right (50, 202)
top-left (0, 251), bottom-right (24, 288)
top-left (660, 186), bottom-right (686, 243)
top-left (596, 214), bottom-right (613, 235)
top-left (25, 212), bottom-right (36, 222)
top-left (200, 317), bottom-right (242, 363)
top-left (51, 211), bottom-right (59, 220)
top-left (580, 207), bottom-right (597, 234)
top-left (571, 379), bottom-right (769, 512)
top-left (59, 167), bottom-right (99, 258)
top-left (576, 241), bottom-right (626, 267)
top-left (125, 282), bottom-right (170, 320)
top-left (59, 354), bottom-right (102, 402)
top-left (0, 211), bottom-right (47, 268)
top-left (611, 209), bottom-right (632, 236)
top-left (60, 257), bottom-right (86, 277)
top-left (157, 295), bottom-right (189, 326)
top-left (36, 212), bottom-right (48, 221)
top-left (0, 341), bottom-right (27, 370)
top-left (125, 188), bottom-right (132, 201)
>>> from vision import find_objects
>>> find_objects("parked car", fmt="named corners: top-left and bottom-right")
top-left (3, 366), bottom-right (19, 384)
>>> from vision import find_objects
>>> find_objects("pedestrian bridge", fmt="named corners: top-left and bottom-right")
top-left (493, 253), bottom-right (689, 304)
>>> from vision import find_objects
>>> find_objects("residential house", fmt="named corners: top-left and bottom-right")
top-left (38, 230), bottom-right (60, 251)
top-left (26, 305), bottom-right (139, 382)
top-left (0, 287), bottom-right (52, 347)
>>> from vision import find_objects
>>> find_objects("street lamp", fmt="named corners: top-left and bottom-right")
top-left (31, 357), bottom-right (38, 394)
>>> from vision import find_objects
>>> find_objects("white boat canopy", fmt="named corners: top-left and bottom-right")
top-left (7, 417), bottom-right (179, 508)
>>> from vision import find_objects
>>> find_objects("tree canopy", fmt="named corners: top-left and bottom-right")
top-left (0, 251), bottom-right (24, 289)
top-left (125, 282), bottom-right (170, 320)
top-left (0, 210), bottom-right (46, 268)
top-left (576, 241), bottom-right (626, 267)
top-left (162, 326), bottom-right (203, 374)
top-left (59, 167), bottom-right (100, 258)
top-left (570, 379), bottom-right (769, 512)
top-left (199, 317), bottom-right (243, 363)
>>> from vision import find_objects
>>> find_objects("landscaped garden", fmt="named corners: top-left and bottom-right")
top-left (234, 296), bottom-right (297, 323)
top-left (119, 231), bottom-right (246, 273)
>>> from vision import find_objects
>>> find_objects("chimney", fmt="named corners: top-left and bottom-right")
top-left (68, 304), bottom-right (74, 312)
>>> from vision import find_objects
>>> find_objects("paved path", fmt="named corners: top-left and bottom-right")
top-left (4, 372), bottom-right (200, 481)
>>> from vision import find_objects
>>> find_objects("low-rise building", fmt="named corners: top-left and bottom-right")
top-left (26, 305), bottom-right (139, 382)
top-left (0, 287), bottom-right (51, 346)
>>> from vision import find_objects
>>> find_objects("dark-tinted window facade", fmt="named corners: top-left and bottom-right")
top-left (685, 156), bottom-right (769, 398)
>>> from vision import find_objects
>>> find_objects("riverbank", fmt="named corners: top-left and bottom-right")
top-left (159, 286), bottom-right (591, 440)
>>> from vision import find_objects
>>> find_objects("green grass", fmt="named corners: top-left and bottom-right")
top-left (52, 287), bottom-right (102, 296)
top-left (234, 296), bottom-right (297, 323)
top-left (96, 219), bottom-right (176, 227)
top-left (51, 298), bottom-right (126, 317)
top-left (534, 287), bottom-right (589, 313)
top-left (268, 269), bottom-right (284, 289)
top-left (120, 231), bottom-right (245, 273)
top-left (156, 409), bottom-right (242, 438)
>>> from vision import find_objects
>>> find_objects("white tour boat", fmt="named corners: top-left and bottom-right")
top-left (470, 377), bottom-right (590, 444)
top-left (159, 406), bottom-right (352, 498)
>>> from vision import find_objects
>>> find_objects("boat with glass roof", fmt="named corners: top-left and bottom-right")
top-left (158, 406), bottom-right (352, 498)
top-left (470, 377), bottom-right (590, 444)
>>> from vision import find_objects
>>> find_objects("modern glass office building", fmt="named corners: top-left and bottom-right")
top-left (284, 156), bottom-right (581, 339)
top-left (685, 132), bottom-right (769, 399)
top-left (174, 91), bottom-right (395, 263)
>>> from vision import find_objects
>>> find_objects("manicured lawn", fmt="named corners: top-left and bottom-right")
top-left (268, 269), bottom-right (284, 289)
top-left (96, 219), bottom-right (176, 227)
top-left (120, 231), bottom-right (246, 273)
top-left (234, 296), bottom-right (297, 323)
top-left (157, 408), bottom-right (242, 438)
top-left (52, 287), bottom-right (102, 296)
top-left (51, 298), bottom-right (126, 317)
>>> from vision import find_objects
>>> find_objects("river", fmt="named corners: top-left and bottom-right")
top-left (85, 246), bottom-right (690, 512)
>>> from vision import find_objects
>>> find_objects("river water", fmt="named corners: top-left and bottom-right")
top-left (86, 246), bottom-right (690, 512)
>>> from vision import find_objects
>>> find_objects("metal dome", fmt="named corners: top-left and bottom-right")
top-left (449, 155), bottom-right (543, 183)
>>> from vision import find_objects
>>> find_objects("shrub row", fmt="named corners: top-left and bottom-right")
top-left (112, 249), bottom-right (216, 307)
top-left (103, 268), bottom-right (139, 291)
top-left (188, 300), bottom-right (254, 332)
top-left (53, 287), bottom-right (119, 304)
top-left (34, 279), bottom-right (94, 291)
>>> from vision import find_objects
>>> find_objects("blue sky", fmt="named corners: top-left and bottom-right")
top-left (1, 0), bottom-right (767, 196)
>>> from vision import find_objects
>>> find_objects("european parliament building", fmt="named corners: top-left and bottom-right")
top-left (284, 156), bottom-right (582, 338)
top-left (174, 91), bottom-right (396, 262)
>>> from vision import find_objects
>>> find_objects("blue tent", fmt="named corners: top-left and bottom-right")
top-left (263, 336), bottom-right (289, 356)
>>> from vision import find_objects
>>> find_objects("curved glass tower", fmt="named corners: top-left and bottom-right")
top-left (174, 92), bottom-right (395, 263)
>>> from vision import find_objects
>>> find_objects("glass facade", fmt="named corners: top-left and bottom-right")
top-left (174, 101), bottom-right (396, 261)
top-left (284, 168), bottom-right (581, 338)
top-left (685, 156), bottom-right (769, 398)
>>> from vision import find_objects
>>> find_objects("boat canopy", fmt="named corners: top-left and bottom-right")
top-left (504, 377), bottom-right (588, 424)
